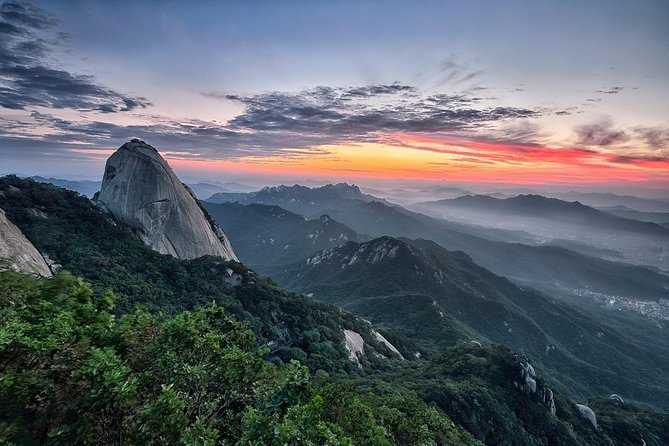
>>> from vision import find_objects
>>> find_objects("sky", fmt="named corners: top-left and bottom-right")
top-left (0, 0), bottom-right (668, 192)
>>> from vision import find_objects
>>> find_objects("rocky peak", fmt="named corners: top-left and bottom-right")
top-left (0, 207), bottom-right (52, 277)
top-left (95, 140), bottom-right (237, 261)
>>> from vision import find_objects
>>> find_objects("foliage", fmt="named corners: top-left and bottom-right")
top-left (0, 270), bottom-right (471, 445)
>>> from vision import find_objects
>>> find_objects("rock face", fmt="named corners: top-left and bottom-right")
top-left (0, 207), bottom-right (52, 277)
top-left (95, 140), bottom-right (237, 261)
top-left (343, 329), bottom-right (365, 366)
top-left (372, 330), bottom-right (404, 359)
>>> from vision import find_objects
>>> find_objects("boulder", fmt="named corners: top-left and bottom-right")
top-left (95, 140), bottom-right (237, 261)
top-left (0, 207), bottom-right (52, 277)
top-left (609, 394), bottom-right (625, 405)
top-left (575, 404), bottom-right (597, 428)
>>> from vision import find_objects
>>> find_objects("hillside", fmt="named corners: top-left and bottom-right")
top-left (269, 236), bottom-right (669, 410)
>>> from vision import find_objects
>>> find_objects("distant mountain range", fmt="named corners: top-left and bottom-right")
top-left (552, 191), bottom-right (669, 213)
top-left (204, 186), bottom-right (669, 302)
top-left (207, 183), bottom-right (388, 218)
top-left (412, 194), bottom-right (669, 237)
top-left (596, 205), bottom-right (669, 225)
top-left (30, 176), bottom-right (102, 198)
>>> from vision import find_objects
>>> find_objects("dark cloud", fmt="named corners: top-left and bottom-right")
top-left (596, 86), bottom-right (624, 94)
top-left (0, 0), bottom-right (151, 112)
top-left (22, 111), bottom-right (333, 159)
top-left (221, 85), bottom-right (539, 137)
top-left (341, 84), bottom-right (417, 99)
top-left (576, 119), bottom-right (630, 146)
top-left (1, 1), bottom-right (56, 29)
top-left (634, 127), bottom-right (669, 151)
top-left (610, 155), bottom-right (668, 164)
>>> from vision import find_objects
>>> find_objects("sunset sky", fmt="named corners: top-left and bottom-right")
top-left (1, 0), bottom-right (668, 191)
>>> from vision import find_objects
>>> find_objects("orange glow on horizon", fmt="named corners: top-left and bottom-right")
top-left (162, 133), bottom-right (669, 186)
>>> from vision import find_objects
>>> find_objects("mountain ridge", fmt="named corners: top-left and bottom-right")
top-left (268, 235), bottom-right (669, 410)
top-left (413, 194), bottom-right (669, 237)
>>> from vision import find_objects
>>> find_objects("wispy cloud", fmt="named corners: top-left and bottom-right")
top-left (596, 86), bottom-right (624, 94)
top-left (576, 118), bottom-right (630, 147)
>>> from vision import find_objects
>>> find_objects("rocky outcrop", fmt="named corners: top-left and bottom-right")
top-left (609, 394), bottom-right (624, 405)
top-left (542, 388), bottom-right (556, 416)
top-left (516, 355), bottom-right (537, 393)
top-left (575, 404), bottom-right (597, 428)
top-left (372, 330), bottom-right (404, 359)
top-left (0, 207), bottom-right (52, 277)
top-left (95, 140), bottom-right (237, 261)
top-left (343, 329), bottom-right (364, 366)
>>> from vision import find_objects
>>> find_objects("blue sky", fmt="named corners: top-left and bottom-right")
top-left (0, 0), bottom-right (668, 188)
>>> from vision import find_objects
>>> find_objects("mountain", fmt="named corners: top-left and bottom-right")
top-left (269, 236), bottom-right (669, 410)
top-left (94, 140), bottom-right (237, 261)
top-left (184, 181), bottom-right (231, 199)
top-left (597, 206), bottom-right (669, 225)
top-left (553, 191), bottom-right (669, 213)
top-left (0, 206), bottom-right (51, 277)
top-left (413, 194), bottom-right (669, 237)
top-left (411, 194), bottom-right (669, 271)
top-left (207, 183), bottom-right (386, 218)
top-left (29, 176), bottom-right (102, 198)
top-left (202, 201), bottom-right (365, 267)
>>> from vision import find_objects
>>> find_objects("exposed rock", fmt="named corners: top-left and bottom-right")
top-left (42, 252), bottom-right (61, 274)
top-left (609, 394), bottom-right (625, 405)
top-left (224, 267), bottom-right (243, 287)
top-left (0, 207), bottom-right (52, 277)
top-left (343, 329), bottom-right (365, 366)
top-left (542, 388), bottom-right (556, 416)
top-left (372, 330), bottom-right (404, 359)
top-left (517, 355), bottom-right (537, 393)
top-left (95, 140), bottom-right (237, 261)
top-left (575, 404), bottom-right (597, 428)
